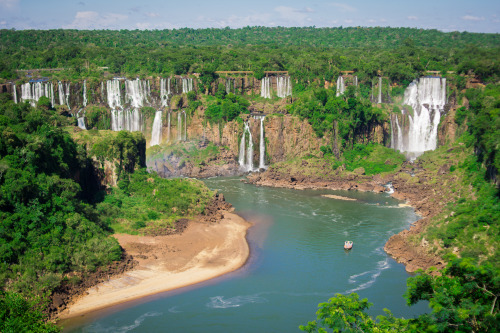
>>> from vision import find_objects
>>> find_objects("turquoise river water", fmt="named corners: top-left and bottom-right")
top-left (63, 177), bottom-right (428, 332)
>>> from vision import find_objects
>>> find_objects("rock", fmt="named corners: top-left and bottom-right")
top-left (353, 167), bottom-right (365, 175)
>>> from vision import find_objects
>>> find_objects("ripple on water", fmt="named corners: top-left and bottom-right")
top-left (206, 294), bottom-right (268, 309)
top-left (83, 312), bottom-right (162, 333)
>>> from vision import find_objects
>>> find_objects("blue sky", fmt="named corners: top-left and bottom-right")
top-left (1, 0), bottom-right (499, 33)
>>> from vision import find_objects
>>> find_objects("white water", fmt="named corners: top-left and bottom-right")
top-left (336, 76), bottom-right (345, 97)
top-left (377, 77), bottom-right (382, 104)
top-left (167, 112), bottom-right (171, 142)
top-left (57, 82), bottom-right (71, 108)
top-left (177, 112), bottom-right (182, 141)
top-left (184, 111), bottom-right (187, 141)
top-left (354, 76), bottom-right (358, 87)
top-left (392, 77), bottom-right (447, 158)
top-left (77, 108), bottom-right (86, 130)
top-left (226, 78), bottom-right (234, 94)
top-left (108, 79), bottom-right (144, 132)
top-left (260, 77), bottom-right (271, 99)
top-left (160, 78), bottom-right (171, 107)
top-left (258, 116), bottom-right (266, 169)
top-left (83, 80), bottom-right (87, 107)
top-left (276, 76), bottom-right (292, 98)
top-left (182, 78), bottom-right (193, 94)
top-left (150, 111), bottom-right (163, 146)
top-left (12, 84), bottom-right (17, 104)
top-left (21, 82), bottom-right (55, 107)
top-left (238, 122), bottom-right (254, 172)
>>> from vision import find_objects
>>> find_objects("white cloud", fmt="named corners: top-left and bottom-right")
top-left (0, 20), bottom-right (6, 25)
top-left (0, 0), bottom-right (18, 9)
top-left (462, 15), bottom-right (485, 21)
top-left (344, 19), bottom-right (353, 24)
top-left (408, 16), bottom-right (418, 21)
top-left (367, 19), bottom-right (377, 23)
top-left (64, 11), bottom-right (128, 29)
top-left (329, 3), bottom-right (356, 12)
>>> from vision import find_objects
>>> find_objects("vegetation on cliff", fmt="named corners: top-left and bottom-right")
top-left (0, 94), bottom-right (218, 331)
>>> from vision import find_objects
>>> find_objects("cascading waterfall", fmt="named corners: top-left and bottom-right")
top-left (391, 77), bottom-right (447, 159)
top-left (258, 116), bottom-right (266, 169)
top-left (12, 84), bottom-right (17, 104)
top-left (177, 111), bottom-right (182, 141)
top-left (276, 76), bottom-right (292, 98)
top-left (160, 78), bottom-right (171, 107)
top-left (57, 81), bottom-right (70, 108)
top-left (182, 78), bottom-right (193, 94)
top-left (238, 122), bottom-right (254, 172)
top-left (167, 112), bottom-right (171, 142)
top-left (58, 82), bottom-right (64, 106)
top-left (226, 78), bottom-right (233, 94)
top-left (184, 111), bottom-right (187, 141)
top-left (336, 76), bottom-right (345, 96)
top-left (260, 77), bottom-right (271, 99)
top-left (108, 79), bottom-right (146, 132)
top-left (354, 76), bottom-right (358, 87)
top-left (150, 111), bottom-right (163, 146)
top-left (125, 79), bottom-right (148, 108)
top-left (77, 109), bottom-right (86, 130)
top-left (107, 79), bottom-right (123, 131)
top-left (21, 81), bottom-right (54, 107)
top-left (377, 77), bottom-right (382, 104)
top-left (83, 80), bottom-right (88, 107)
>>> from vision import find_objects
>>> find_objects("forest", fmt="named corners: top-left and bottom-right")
top-left (0, 26), bottom-right (498, 332)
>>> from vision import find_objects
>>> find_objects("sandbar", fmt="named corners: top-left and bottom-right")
top-left (59, 211), bottom-right (251, 319)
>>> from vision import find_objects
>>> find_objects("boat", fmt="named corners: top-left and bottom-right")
top-left (344, 241), bottom-right (353, 250)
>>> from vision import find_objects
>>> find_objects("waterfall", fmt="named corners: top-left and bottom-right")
top-left (354, 76), bottom-right (358, 87)
top-left (160, 78), bottom-right (171, 107)
top-left (259, 116), bottom-right (266, 169)
top-left (182, 78), bottom-right (193, 94)
top-left (184, 111), bottom-right (187, 141)
top-left (238, 122), bottom-right (254, 172)
top-left (377, 77), bottom-right (382, 104)
top-left (276, 76), bottom-right (292, 98)
top-left (226, 78), bottom-right (233, 94)
top-left (21, 82), bottom-right (54, 107)
top-left (12, 84), bottom-right (17, 104)
top-left (336, 76), bottom-right (345, 97)
top-left (177, 112), bottom-right (182, 141)
top-left (125, 79), bottom-right (148, 108)
top-left (83, 80), bottom-right (87, 107)
top-left (77, 109), bottom-right (86, 130)
top-left (150, 111), bottom-right (163, 146)
top-left (107, 79), bottom-right (123, 131)
top-left (260, 77), bottom-right (271, 99)
top-left (167, 112), bottom-right (171, 142)
top-left (392, 77), bottom-right (447, 159)
top-left (58, 82), bottom-right (64, 106)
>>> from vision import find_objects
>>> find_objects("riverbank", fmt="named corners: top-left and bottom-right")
top-left (247, 158), bottom-right (449, 273)
top-left (58, 211), bottom-right (251, 320)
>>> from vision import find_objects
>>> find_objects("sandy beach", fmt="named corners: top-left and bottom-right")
top-left (59, 211), bottom-right (251, 319)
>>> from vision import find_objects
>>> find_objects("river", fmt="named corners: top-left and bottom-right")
top-left (64, 177), bottom-right (428, 332)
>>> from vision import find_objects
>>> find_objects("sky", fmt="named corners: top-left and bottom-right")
top-left (0, 0), bottom-right (499, 33)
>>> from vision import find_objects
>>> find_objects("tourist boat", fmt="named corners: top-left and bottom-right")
top-left (344, 241), bottom-right (353, 250)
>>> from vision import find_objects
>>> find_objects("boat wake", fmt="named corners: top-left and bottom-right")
top-left (344, 258), bottom-right (391, 294)
top-left (206, 294), bottom-right (268, 309)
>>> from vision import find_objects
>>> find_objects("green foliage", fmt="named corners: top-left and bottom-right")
top-left (406, 257), bottom-right (499, 332)
top-left (99, 169), bottom-right (213, 234)
top-left (0, 291), bottom-right (59, 333)
top-left (302, 258), bottom-right (498, 332)
top-left (0, 93), bottom-right (121, 308)
top-left (85, 105), bottom-right (110, 130)
top-left (338, 143), bottom-right (406, 175)
top-left (205, 92), bottom-right (249, 123)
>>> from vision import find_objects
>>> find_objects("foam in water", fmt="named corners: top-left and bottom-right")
top-left (206, 295), bottom-right (267, 309)
top-left (150, 111), bottom-right (162, 146)
top-left (392, 77), bottom-right (447, 159)
top-left (336, 76), bottom-right (345, 96)
top-left (85, 311), bottom-right (161, 333)
top-left (260, 77), bottom-right (271, 99)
